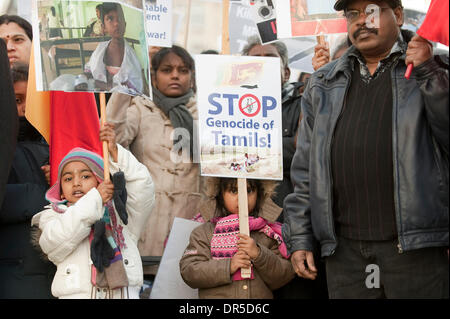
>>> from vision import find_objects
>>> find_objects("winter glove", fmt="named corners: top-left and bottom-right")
top-left (90, 220), bottom-right (114, 273)
top-left (112, 171), bottom-right (128, 225)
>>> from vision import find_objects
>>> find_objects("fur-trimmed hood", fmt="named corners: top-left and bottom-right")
top-left (197, 177), bottom-right (282, 223)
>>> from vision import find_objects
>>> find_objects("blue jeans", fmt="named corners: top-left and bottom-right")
top-left (325, 237), bottom-right (449, 299)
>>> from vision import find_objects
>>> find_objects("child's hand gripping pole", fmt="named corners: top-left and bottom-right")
top-left (100, 93), bottom-right (110, 182)
top-left (238, 178), bottom-right (252, 279)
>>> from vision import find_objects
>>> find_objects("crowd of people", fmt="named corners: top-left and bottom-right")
top-left (0, 0), bottom-right (448, 300)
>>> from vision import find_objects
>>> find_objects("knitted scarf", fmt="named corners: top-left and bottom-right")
top-left (208, 214), bottom-right (290, 281)
top-left (152, 86), bottom-right (194, 157)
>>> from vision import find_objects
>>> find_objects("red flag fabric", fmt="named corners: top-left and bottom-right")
top-left (417, 0), bottom-right (449, 46)
top-left (50, 92), bottom-right (102, 185)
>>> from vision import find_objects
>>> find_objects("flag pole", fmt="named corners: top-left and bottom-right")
top-left (99, 93), bottom-right (110, 182)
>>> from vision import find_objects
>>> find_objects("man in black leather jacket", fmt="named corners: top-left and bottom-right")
top-left (283, 0), bottom-right (448, 298)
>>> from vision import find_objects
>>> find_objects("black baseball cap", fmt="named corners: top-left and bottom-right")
top-left (334, 0), bottom-right (403, 11)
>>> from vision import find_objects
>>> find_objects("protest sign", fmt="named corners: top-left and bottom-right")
top-left (229, 1), bottom-right (258, 54)
top-left (276, 0), bottom-right (347, 38)
top-left (32, 0), bottom-right (150, 96)
top-left (195, 54), bottom-right (283, 181)
top-left (249, 0), bottom-right (278, 44)
top-left (144, 0), bottom-right (172, 48)
top-left (150, 218), bottom-right (201, 299)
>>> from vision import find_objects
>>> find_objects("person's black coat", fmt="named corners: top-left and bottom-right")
top-left (0, 39), bottom-right (18, 208)
top-left (273, 82), bottom-right (303, 212)
top-left (0, 136), bottom-right (56, 299)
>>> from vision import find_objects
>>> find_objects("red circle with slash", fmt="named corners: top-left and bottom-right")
top-left (238, 94), bottom-right (261, 117)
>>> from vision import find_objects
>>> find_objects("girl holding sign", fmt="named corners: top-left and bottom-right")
top-left (106, 45), bottom-right (201, 277)
top-left (180, 178), bottom-right (294, 299)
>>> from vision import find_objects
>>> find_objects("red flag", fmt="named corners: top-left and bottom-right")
top-left (50, 92), bottom-right (102, 185)
top-left (417, 0), bottom-right (449, 46)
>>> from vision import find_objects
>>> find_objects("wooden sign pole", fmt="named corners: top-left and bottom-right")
top-left (184, 0), bottom-right (192, 49)
top-left (99, 92), bottom-right (110, 182)
top-left (238, 178), bottom-right (252, 278)
top-left (221, 0), bottom-right (230, 55)
top-left (223, 0), bottom-right (250, 278)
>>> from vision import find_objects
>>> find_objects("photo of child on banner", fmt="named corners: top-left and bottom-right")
top-left (195, 54), bottom-right (283, 181)
top-left (276, 0), bottom-right (347, 39)
top-left (32, 0), bottom-right (150, 97)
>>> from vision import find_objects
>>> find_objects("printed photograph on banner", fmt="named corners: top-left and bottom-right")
top-left (289, 0), bottom-right (347, 37)
top-left (32, 0), bottom-right (150, 96)
top-left (144, 0), bottom-right (172, 48)
top-left (249, 0), bottom-right (278, 44)
top-left (195, 54), bottom-right (283, 181)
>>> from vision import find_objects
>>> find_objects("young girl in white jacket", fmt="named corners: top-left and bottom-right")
top-left (31, 123), bottom-right (154, 299)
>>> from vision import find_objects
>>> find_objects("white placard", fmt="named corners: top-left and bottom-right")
top-left (150, 218), bottom-right (201, 299)
top-left (144, 0), bottom-right (172, 48)
top-left (195, 54), bottom-right (283, 181)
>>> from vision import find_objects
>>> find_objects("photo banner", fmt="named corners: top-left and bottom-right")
top-left (195, 54), bottom-right (283, 181)
top-left (144, 0), bottom-right (172, 48)
top-left (32, 0), bottom-right (150, 97)
top-left (249, 0), bottom-right (278, 44)
top-left (276, 0), bottom-right (347, 38)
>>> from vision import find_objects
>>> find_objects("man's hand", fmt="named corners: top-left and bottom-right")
top-left (405, 35), bottom-right (433, 68)
top-left (312, 43), bottom-right (331, 71)
top-left (290, 250), bottom-right (318, 280)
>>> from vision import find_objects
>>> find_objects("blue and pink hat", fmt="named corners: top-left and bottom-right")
top-left (45, 147), bottom-right (105, 208)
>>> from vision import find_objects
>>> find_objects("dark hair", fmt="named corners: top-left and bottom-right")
top-left (214, 178), bottom-right (264, 218)
top-left (201, 49), bottom-right (219, 55)
top-left (11, 63), bottom-right (28, 83)
top-left (241, 35), bottom-right (289, 70)
top-left (101, 2), bottom-right (123, 24)
top-left (151, 45), bottom-right (195, 73)
top-left (0, 14), bottom-right (33, 41)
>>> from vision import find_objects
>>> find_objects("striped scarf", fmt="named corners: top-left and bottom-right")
top-left (209, 214), bottom-right (289, 281)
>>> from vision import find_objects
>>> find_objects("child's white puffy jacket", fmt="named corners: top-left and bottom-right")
top-left (31, 144), bottom-right (155, 298)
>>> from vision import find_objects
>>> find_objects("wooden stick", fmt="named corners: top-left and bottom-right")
top-left (238, 178), bottom-right (251, 279)
top-left (222, 0), bottom-right (230, 55)
top-left (184, 0), bottom-right (192, 49)
top-left (99, 93), bottom-right (110, 182)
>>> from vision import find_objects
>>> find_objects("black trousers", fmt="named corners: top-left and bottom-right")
top-left (325, 237), bottom-right (449, 299)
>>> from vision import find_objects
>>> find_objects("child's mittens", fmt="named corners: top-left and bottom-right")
top-left (112, 171), bottom-right (128, 225)
top-left (91, 220), bottom-right (114, 273)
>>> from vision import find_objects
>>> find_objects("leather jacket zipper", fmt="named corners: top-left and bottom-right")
top-left (390, 59), bottom-right (404, 254)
